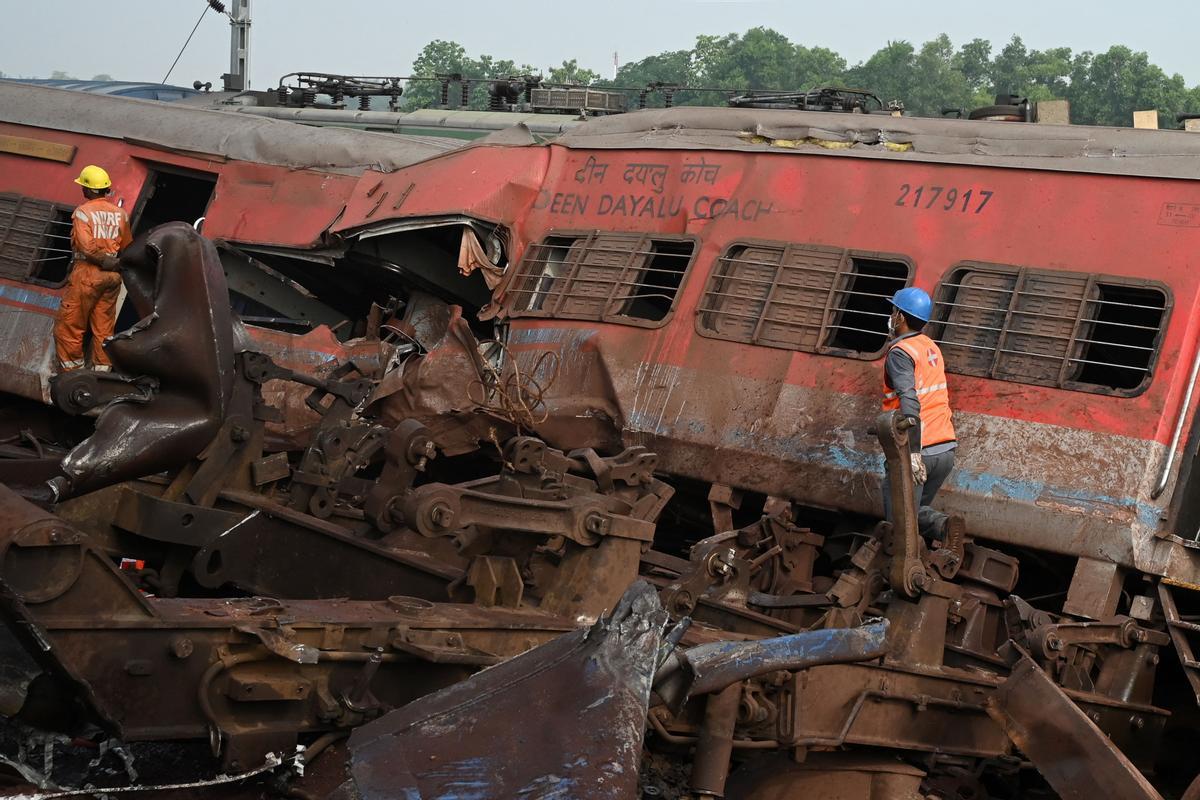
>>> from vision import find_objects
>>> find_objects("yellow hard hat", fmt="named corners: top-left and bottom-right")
top-left (74, 165), bottom-right (112, 190)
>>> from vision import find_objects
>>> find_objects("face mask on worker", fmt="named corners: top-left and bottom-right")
top-left (887, 312), bottom-right (898, 338)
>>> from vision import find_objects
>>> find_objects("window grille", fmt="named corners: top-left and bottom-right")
top-left (506, 232), bottom-right (695, 326)
top-left (931, 264), bottom-right (1168, 395)
top-left (697, 242), bottom-right (910, 358)
top-left (0, 193), bottom-right (74, 285)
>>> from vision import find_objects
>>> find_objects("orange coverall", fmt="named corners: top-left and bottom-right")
top-left (53, 198), bottom-right (131, 371)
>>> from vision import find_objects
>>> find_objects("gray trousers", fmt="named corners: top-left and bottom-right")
top-left (882, 449), bottom-right (955, 538)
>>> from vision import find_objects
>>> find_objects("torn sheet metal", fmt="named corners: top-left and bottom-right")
top-left (985, 651), bottom-right (1163, 800)
top-left (245, 324), bottom-right (389, 450)
top-left (342, 581), bottom-right (667, 800)
top-left (365, 305), bottom-right (503, 456)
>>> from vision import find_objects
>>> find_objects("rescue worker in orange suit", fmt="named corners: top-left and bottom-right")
top-left (881, 287), bottom-right (965, 544)
top-left (53, 165), bottom-right (131, 373)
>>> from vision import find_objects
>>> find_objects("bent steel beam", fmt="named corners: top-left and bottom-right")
top-left (653, 619), bottom-right (890, 709)
top-left (678, 619), bottom-right (889, 696)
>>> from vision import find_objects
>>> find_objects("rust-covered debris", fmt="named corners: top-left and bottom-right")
top-left (0, 224), bottom-right (1173, 798)
top-left (2, 82), bottom-right (1200, 798)
top-left (340, 581), bottom-right (669, 800)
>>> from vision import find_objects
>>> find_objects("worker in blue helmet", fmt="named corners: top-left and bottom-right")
top-left (881, 287), bottom-right (965, 548)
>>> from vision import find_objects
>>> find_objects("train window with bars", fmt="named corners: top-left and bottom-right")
top-left (0, 193), bottom-right (74, 286)
top-left (930, 264), bottom-right (1170, 395)
top-left (696, 241), bottom-right (910, 358)
top-left (506, 232), bottom-right (695, 326)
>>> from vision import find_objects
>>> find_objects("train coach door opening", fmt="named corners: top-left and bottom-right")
top-left (117, 167), bottom-right (217, 331)
top-left (131, 167), bottom-right (216, 235)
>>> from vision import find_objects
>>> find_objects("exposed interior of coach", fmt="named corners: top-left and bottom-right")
top-left (0, 146), bottom-right (498, 403)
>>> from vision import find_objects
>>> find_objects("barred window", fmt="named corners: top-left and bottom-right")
top-left (931, 264), bottom-right (1169, 395)
top-left (506, 232), bottom-right (695, 326)
top-left (696, 241), bottom-right (910, 358)
top-left (0, 193), bottom-right (74, 286)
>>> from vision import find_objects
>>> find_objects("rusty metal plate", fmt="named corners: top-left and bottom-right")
top-left (787, 662), bottom-right (1008, 758)
top-left (251, 452), bottom-right (290, 486)
top-left (112, 487), bottom-right (247, 547)
top-left (344, 581), bottom-right (667, 800)
top-left (985, 652), bottom-right (1163, 800)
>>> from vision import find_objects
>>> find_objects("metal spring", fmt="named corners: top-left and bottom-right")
top-left (359, 94), bottom-right (371, 111)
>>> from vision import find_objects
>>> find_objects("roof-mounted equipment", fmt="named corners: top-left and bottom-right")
top-left (726, 87), bottom-right (885, 114)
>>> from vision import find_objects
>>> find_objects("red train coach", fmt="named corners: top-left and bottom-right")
top-left (7, 78), bottom-right (1200, 795)
top-left (0, 81), bottom-right (463, 405)
top-left (6, 79), bottom-right (1200, 606)
top-left (331, 106), bottom-right (1200, 602)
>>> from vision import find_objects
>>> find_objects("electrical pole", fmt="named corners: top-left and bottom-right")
top-left (222, 0), bottom-right (251, 91)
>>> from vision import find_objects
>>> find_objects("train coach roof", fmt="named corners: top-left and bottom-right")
top-left (0, 80), bottom-right (461, 173)
top-left (557, 106), bottom-right (1200, 180)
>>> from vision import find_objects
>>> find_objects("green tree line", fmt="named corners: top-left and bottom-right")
top-left (402, 40), bottom-right (601, 112)
top-left (406, 31), bottom-right (1200, 127)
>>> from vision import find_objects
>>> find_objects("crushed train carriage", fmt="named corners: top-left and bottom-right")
top-left (2, 79), bottom-right (1200, 798)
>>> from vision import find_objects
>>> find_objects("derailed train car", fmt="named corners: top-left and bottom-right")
top-left (415, 108), bottom-right (1200, 575)
top-left (2, 79), bottom-right (1200, 798)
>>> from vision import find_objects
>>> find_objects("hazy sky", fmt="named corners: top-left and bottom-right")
top-left (5, 0), bottom-right (1200, 90)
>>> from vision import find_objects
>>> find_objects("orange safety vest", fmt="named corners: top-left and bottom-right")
top-left (71, 197), bottom-right (131, 266)
top-left (882, 333), bottom-right (956, 449)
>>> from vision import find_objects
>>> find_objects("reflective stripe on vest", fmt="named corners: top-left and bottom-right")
top-left (883, 382), bottom-right (947, 401)
top-left (882, 333), bottom-right (956, 448)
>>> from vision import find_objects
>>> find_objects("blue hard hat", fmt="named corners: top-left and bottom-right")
top-left (891, 287), bottom-right (933, 323)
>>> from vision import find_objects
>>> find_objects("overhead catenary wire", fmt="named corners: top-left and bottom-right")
top-left (161, 1), bottom-right (230, 86)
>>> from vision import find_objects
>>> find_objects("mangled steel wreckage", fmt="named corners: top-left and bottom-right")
top-left (2, 80), bottom-right (1200, 798)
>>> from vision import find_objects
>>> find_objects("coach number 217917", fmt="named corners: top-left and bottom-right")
top-left (895, 184), bottom-right (994, 214)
